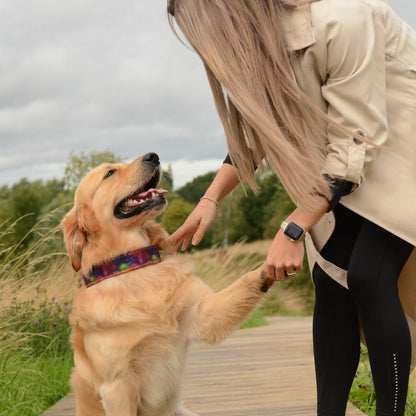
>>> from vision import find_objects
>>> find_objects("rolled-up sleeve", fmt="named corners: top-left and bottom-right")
top-left (320, 3), bottom-right (388, 185)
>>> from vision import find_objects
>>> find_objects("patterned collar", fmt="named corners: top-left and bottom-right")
top-left (83, 246), bottom-right (162, 288)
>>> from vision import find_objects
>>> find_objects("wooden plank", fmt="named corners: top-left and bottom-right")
top-left (43, 317), bottom-right (366, 415)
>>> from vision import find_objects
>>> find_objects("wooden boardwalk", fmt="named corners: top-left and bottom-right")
top-left (43, 317), bottom-right (365, 416)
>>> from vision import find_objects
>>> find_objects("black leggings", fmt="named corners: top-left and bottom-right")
top-left (313, 204), bottom-right (414, 416)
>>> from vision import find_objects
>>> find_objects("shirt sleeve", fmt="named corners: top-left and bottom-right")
top-left (223, 153), bottom-right (232, 165)
top-left (320, 3), bottom-right (388, 185)
top-left (324, 175), bottom-right (354, 211)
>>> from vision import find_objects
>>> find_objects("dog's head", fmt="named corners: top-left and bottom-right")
top-left (62, 153), bottom-right (168, 272)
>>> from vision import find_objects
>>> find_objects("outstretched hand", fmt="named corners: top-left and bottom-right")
top-left (167, 199), bottom-right (219, 252)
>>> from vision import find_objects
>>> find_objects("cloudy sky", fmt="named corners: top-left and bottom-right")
top-left (0, 0), bottom-right (415, 189)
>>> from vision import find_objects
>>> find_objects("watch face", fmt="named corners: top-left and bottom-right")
top-left (284, 222), bottom-right (304, 241)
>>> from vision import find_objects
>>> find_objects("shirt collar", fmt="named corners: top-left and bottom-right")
top-left (282, 4), bottom-right (316, 52)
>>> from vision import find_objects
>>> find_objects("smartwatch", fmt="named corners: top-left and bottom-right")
top-left (280, 221), bottom-right (305, 242)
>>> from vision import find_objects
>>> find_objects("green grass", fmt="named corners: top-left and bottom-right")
top-left (349, 347), bottom-right (416, 416)
top-left (239, 309), bottom-right (269, 329)
top-left (0, 351), bottom-right (73, 416)
top-left (0, 290), bottom-right (74, 416)
top-left (349, 348), bottom-right (376, 415)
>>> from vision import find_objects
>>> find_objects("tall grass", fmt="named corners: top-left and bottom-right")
top-left (0, 351), bottom-right (73, 416)
top-left (0, 213), bottom-right (78, 416)
top-left (186, 240), bottom-right (315, 317)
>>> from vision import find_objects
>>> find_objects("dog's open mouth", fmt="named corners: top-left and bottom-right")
top-left (114, 175), bottom-right (168, 219)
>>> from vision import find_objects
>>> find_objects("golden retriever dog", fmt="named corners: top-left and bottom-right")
top-left (62, 152), bottom-right (272, 416)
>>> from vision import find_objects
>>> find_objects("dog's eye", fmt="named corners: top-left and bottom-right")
top-left (104, 169), bottom-right (116, 180)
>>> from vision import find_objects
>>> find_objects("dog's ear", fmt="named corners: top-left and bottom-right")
top-left (61, 207), bottom-right (88, 272)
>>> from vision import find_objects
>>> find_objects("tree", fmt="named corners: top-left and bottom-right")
top-left (262, 180), bottom-right (295, 239)
top-left (0, 178), bottom-right (68, 251)
top-left (9, 179), bottom-right (47, 247)
top-left (64, 150), bottom-right (125, 191)
top-left (0, 185), bottom-right (11, 200)
top-left (0, 150), bottom-right (129, 260)
top-left (160, 198), bottom-right (194, 235)
top-left (210, 185), bottom-right (248, 246)
top-left (160, 164), bottom-right (174, 193)
top-left (176, 171), bottom-right (218, 204)
top-left (233, 172), bottom-right (295, 242)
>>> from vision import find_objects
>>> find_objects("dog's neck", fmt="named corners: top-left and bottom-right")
top-left (80, 227), bottom-right (154, 274)
top-left (82, 245), bottom-right (162, 288)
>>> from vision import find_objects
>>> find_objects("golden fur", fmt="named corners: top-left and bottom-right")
top-left (62, 154), bottom-right (271, 416)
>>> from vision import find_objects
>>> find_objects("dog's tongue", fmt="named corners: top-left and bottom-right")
top-left (134, 188), bottom-right (168, 201)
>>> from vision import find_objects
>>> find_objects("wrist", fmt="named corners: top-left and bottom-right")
top-left (284, 198), bottom-right (328, 233)
top-left (199, 196), bottom-right (222, 217)
top-left (200, 195), bottom-right (219, 209)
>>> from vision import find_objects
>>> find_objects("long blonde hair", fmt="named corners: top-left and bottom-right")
top-left (169, 0), bottom-right (333, 209)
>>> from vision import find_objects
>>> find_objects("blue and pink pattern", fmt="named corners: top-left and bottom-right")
top-left (83, 246), bottom-right (161, 288)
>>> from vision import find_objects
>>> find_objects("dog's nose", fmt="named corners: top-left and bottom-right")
top-left (142, 152), bottom-right (160, 165)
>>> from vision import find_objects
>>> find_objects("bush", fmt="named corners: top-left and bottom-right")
top-left (160, 198), bottom-right (194, 235)
top-left (1, 290), bottom-right (72, 357)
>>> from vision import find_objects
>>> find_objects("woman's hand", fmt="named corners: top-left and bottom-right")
top-left (266, 196), bottom-right (329, 280)
top-left (266, 229), bottom-right (305, 281)
top-left (168, 163), bottom-right (241, 253)
top-left (167, 199), bottom-right (218, 252)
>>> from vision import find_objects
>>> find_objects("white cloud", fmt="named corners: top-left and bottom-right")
top-left (163, 159), bottom-right (224, 189)
top-left (0, 0), bottom-right (228, 187)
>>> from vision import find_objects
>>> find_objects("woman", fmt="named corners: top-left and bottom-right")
top-left (167, 0), bottom-right (416, 415)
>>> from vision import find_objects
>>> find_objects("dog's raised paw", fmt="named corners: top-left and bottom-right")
top-left (260, 270), bottom-right (273, 292)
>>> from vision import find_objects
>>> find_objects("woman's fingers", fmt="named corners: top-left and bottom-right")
top-left (266, 263), bottom-right (277, 281)
top-left (168, 236), bottom-right (184, 254)
top-left (275, 267), bottom-right (290, 282)
top-left (180, 233), bottom-right (193, 251)
top-left (168, 226), bottom-right (195, 252)
top-left (191, 222), bottom-right (208, 246)
top-left (167, 225), bottom-right (194, 253)
top-left (167, 203), bottom-right (218, 252)
top-left (270, 265), bottom-right (297, 281)
top-left (266, 230), bottom-right (305, 281)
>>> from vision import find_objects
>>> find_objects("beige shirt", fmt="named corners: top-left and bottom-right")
top-left (284, 0), bottom-right (416, 367)
top-left (285, 0), bottom-right (416, 245)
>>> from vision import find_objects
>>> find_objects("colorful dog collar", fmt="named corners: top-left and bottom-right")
top-left (83, 246), bottom-right (162, 288)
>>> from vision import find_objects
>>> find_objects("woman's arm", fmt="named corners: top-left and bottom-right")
top-left (202, 161), bottom-right (240, 203)
top-left (168, 163), bottom-right (240, 252)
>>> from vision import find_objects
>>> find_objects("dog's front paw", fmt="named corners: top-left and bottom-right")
top-left (260, 269), bottom-right (274, 293)
top-left (156, 237), bottom-right (171, 252)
